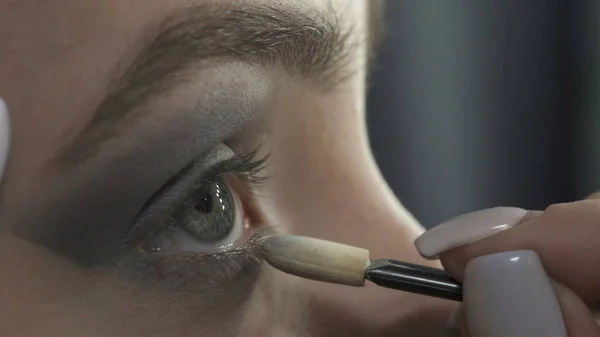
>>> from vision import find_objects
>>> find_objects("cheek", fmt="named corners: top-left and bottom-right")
top-left (0, 236), bottom-right (252, 337)
top-left (77, 283), bottom-right (249, 337)
top-left (239, 267), bottom-right (313, 335)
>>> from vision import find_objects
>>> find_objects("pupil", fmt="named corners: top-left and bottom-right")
top-left (195, 193), bottom-right (214, 213)
top-left (177, 181), bottom-right (235, 243)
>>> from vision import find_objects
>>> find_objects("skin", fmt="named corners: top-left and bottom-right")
top-left (442, 196), bottom-right (600, 337)
top-left (0, 1), bottom-right (458, 337)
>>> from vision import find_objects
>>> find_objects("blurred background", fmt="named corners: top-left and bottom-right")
top-left (367, 1), bottom-right (600, 228)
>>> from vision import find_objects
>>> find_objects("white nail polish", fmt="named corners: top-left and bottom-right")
top-left (464, 250), bottom-right (566, 337)
top-left (414, 207), bottom-right (527, 258)
top-left (0, 98), bottom-right (9, 179)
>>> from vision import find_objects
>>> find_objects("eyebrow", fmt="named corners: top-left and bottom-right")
top-left (59, 3), bottom-right (374, 164)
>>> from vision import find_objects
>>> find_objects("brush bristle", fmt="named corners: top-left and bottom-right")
top-left (259, 235), bottom-right (370, 286)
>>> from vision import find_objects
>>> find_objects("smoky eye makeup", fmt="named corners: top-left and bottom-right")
top-left (115, 143), bottom-right (270, 292)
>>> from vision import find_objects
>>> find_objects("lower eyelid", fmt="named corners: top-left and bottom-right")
top-left (116, 247), bottom-right (264, 298)
top-left (124, 230), bottom-right (271, 284)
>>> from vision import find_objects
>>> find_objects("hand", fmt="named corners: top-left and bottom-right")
top-left (415, 200), bottom-right (600, 337)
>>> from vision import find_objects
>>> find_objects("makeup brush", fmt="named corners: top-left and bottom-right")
top-left (259, 235), bottom-right (462, 302)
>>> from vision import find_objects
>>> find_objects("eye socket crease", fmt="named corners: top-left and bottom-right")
top-left (57, 2), bottom-right (382, 166)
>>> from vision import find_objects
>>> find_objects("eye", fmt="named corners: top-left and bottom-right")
top-left (137, 143), bottom-right (265, 254)
top-left (147, 178), bottom-right (249, 253)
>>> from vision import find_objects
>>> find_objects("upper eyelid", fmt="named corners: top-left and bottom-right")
top-left (213, 148), bottom-right (269, 183)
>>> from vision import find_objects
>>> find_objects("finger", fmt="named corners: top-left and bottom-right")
top-left (552, 281), bottom-right (600, 337)
top-left (461, 250), bottom-right (567, 337)
top-left (458, 287), bottom-right (600, 337)
top-left (0, 97), bottom-right (9, 180)
top-left (417, 202), bottom-right (600, 303)
top-left (414, 207), bottom-right (533, 259)
top-left (459, 269), bottom-right (600, 337)
top-left (585, 192), bottom-right (600, 200)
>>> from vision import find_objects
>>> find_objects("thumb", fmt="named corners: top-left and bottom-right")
top-left (455, 279), bottom-right (599, 337)
top-left (415, 207), bottom-right (600, 336)
top-left (458, 250), bottom-right (598, 337)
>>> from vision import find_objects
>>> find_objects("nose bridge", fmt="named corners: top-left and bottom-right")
top-left (259, 116), bottom-right (458, 336)
top-left (273, 134), bottom-right (424, 260)
top-left (277, 154), bottom-right (456, 336)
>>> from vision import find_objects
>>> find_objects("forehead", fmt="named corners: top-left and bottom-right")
top-left (0, 0), bottom-right (369, 141)
top-left (0, 0), bottom-right (373, 210)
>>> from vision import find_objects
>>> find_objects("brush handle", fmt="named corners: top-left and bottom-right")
top-left (365, 259), bottom-right (463, 302)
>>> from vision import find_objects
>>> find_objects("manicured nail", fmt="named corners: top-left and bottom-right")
top-left (414, 207), bottom-right (528, 258)
top-left (0, 98), bottom-right (9, 179)
top-left (464, 250), bottom-right (566, 337)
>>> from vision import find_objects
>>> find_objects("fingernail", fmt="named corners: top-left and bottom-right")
top-left (415, 207), bottom-right (528, 258)
top-left (464, 250), bottom-right (566, 337)
top-left (0, 98), bottom-right (9, 179)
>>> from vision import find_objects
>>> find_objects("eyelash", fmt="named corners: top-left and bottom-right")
top-left (212, 148), bottom-right (269, 187)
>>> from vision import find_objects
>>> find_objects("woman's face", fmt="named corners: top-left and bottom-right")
top-left (0, 1), bottom-right (456, 336)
